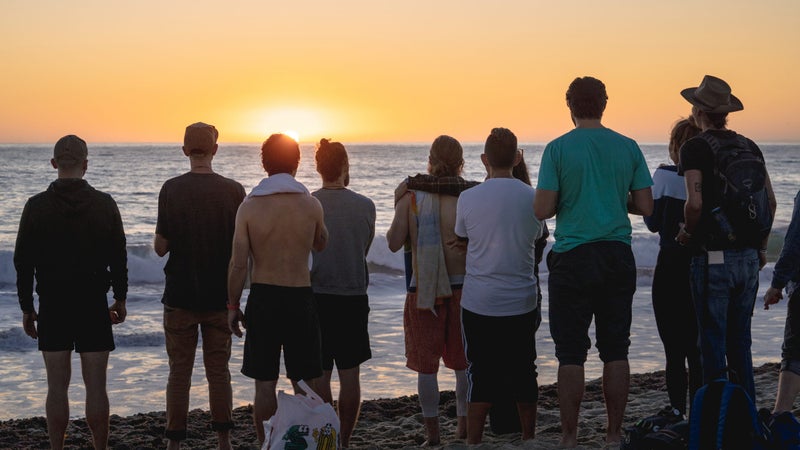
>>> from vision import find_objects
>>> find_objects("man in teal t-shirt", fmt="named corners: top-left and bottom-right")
top-left (534, 76), bottom-right (653, 448)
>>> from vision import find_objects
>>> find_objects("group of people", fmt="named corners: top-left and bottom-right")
top-left (12, 73), bottom-right (800, 449)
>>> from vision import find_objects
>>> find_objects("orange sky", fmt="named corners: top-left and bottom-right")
top-left (2, 0), bottom-right (799, 144)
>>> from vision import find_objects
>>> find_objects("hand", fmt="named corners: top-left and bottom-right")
top-left (228, 308), bottom-right (245, 338)
top-left (675, 223), bottom-right (691, 246)
top-left (394, 180), bottom-right (408, 205)
top-left (109, 299), bottom-right (127, 324)
top-left (22, 311), bottom-right (38, 339)
top-left (758, 252), bottom-right (767, 270)
top-left (764, 286), bottom-right (784, 310)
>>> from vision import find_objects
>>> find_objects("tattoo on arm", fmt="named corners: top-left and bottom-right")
top-left (693, 182), bottom-right (702, 193)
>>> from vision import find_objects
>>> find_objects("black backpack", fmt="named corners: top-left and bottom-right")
top-left (623, 408), bottom-right (686, 450)
top-left (698, 132), bottom-right (773, 246)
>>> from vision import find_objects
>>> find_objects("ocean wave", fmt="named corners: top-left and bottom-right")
top-left (0, 327), bottom-right (37, 352)
top-left (0, 231), bottom-right (778, 287)
top-left (0, 328), bottom-right (165, 352)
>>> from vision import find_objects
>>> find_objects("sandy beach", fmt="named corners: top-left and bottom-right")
top-left (0, 363), bottom-right (786, 449)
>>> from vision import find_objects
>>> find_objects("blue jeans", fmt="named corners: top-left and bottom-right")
top-left (690, 247), bottom-right (759, 401)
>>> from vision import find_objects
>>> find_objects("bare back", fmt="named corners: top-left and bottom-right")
top-left (437, 195), bottom-right (465, 277)
top-left (236, 193), bottom-right (327, 287)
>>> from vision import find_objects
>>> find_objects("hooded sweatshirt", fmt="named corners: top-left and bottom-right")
top-left (14, 178), bottom-right (128, 312)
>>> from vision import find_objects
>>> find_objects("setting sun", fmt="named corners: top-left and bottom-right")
top-left (241, 107), bottom-right (331, 144)
top-left (283, 130), bottom-right (300, 142)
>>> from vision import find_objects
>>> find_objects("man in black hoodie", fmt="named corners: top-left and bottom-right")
top-left (14, 135), bottom-right (128, 450)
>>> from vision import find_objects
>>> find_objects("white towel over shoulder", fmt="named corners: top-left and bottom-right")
top-left (248, 173), bottom-right (309, 197)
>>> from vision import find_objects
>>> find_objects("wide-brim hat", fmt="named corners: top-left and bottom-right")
top-left (681, 75), bottom-right (743, 113)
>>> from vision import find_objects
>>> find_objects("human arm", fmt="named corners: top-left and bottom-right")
top-left (312, 198), bottom-right (329, 253)
top-left (677, 169), bottom-right (703, 246)
top-left (759, 173), bottom-right (778, 269)
top-left (405, 174), bottom-right (480, 197)
top-left (768, 191), bottom-right (800, 301)
top-left (154, 186), bottom-right (170, 257)
top-left (14, 201), bottom-right (36, 314)
top-left (108, 198), bottom-right (128, 303)
top-left (227, 206), bottom-right (250, 337)
top-left (533, 189), bottom-right (558, 220)
top-left (387, 193), bottom-right (411, 252)
top-left (627, 187), bottom-right (654, 217)
top-left (153, 234), bottom-right (169, 257)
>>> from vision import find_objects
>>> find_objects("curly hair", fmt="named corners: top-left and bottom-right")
top-left (315, 138), bottom-right (348, 182)
top-left (428, 135), bottom-right (463, 177)
top-left (484, 127), bottom-right (518, 168)
top-left (566, 76), bottom-right (608, 119)
top-left (261, 133), bottom-right (300, 175)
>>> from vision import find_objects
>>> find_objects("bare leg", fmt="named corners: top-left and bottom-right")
top-left (337, 367), bottom-right (361, 448)
top-left (454, 369), bottom-right (467, 439)
top-left (318, 370), bottom-right (334, 404)
top-left (557, 364), bottom-right (584, 448)
top-left (466, 402), bottom-right (491, 444)
top-left (253, 380), bottom-right (278, 445)
top-left (80, 351), bottom-right (110, 450)
top-left (603, 360), bottom-right (629, 445)
top-left (43, 351), bottom-right (72, 450)
top-left (775, 370), bottom-right (800, 413)
top-left (291, 377), bottom-right (322, 396)
top-left (517, 401), bottom-right (538, 440)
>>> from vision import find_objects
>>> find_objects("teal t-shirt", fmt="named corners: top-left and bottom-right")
top-left (536, 127), bottom-right (652, 253)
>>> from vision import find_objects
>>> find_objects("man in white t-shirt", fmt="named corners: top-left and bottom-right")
top-left (454, 127), bottom-right (544, 444)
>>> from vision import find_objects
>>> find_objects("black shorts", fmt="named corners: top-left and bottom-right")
top-left (547, 241), bottom-right (636, 365)
top-left (461, 307), bottom-right (539, 403)
top-left (37, 293), bottom-right (115, 353)
top-left (241, 284), bottom-right (322, 381)
top-left (314, 294), bottom-right (371, 371)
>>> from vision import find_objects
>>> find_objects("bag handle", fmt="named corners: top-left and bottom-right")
top-left (297, 379), bottom-right (325, 404)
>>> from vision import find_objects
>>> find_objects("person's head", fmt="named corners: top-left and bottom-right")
top-left (512, 152), bottom-right (531, 186)
top-left (183, 122), bottom-right (219, 158)
top-left (261, 133), bottom-right (300, 176)
top-left (681, 75), bottom-right (742, 130)
top-left (51, 134), bottom-right (88, 177)
top-left (668, 117), bottom-right (701, 165)
top-left (315, 138), bottom-right (349, 185)
top-left (427, 135), bottom-right (464, 177)
top-left (483, 128), bottom-right (518, 169)
top-left (566, 76), bottom-right (608, 120)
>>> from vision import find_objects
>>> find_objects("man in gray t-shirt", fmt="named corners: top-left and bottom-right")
top-left (310, 139), bottom-right (376, 448)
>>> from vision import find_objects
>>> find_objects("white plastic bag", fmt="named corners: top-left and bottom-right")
top-left (262, 380), bottom-right (340, 450)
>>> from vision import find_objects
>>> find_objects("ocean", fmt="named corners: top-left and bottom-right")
top-left (0, 140), bottom-right (797, 420)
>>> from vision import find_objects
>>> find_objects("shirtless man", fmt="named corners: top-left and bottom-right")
top-left (227, 133), bottom-right (328, 444)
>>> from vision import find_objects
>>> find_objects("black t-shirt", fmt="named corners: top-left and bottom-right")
top-left (678, 130), bottom-right (765, 250)
top-left (156, 172), bottom-right (245, 310)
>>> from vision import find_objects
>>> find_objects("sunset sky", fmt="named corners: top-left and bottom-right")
top-left (2, 0), bottom-right (798, 144)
